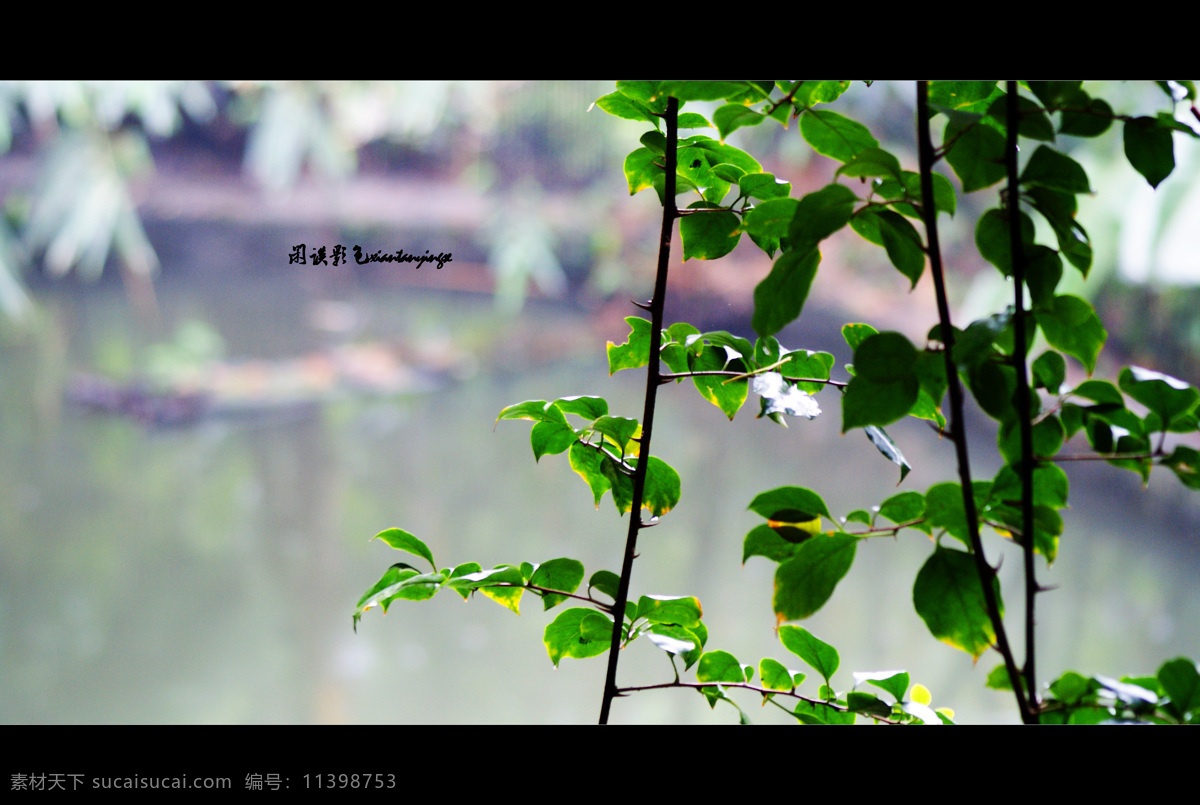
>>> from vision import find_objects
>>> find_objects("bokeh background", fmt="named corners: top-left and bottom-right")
top-left (1, 80), bottom-right (1197, 724)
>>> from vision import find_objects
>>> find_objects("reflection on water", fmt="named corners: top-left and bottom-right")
top-left (2, 280), bottom-right (1198, 724)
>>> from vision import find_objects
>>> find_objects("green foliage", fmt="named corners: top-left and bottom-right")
top-left (354, 80), bottom-right (1200, 724)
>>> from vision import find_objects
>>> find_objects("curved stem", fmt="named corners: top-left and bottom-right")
top-left (598, 96), bottom-right (680, 725)
top-left (917, 81), bottom-right (1032, 723)
top-left (616, 680), bottom-right (904, 724)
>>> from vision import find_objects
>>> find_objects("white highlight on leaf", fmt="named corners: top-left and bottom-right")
top-left (752, 372), bottom-right (821, 419)
top-left (1129, 366), bottom-right (1191, 390)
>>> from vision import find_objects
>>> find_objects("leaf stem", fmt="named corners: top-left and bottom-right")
top-left (599, 96), bottom-right (680, 725)
top-left (659, 369), bottom-right (847, 388)
top-left (615, 679), bottom-right (904, 724)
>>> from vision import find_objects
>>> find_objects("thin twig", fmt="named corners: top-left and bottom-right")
top-left (1006, 82), bottom-right (1041, 720)
top-left (615, 679), bottom-right (905, 724)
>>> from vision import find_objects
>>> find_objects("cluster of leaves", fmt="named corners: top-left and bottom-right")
top-left (353, 527), bottom-right (951, 724)
top-left (355, 80), bottom-right (1200, 724)
top-left (1037, 658), bottom-right (1200, 724)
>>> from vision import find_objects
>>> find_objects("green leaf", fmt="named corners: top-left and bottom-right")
top-left (607, 316), bottom-right (652, 375)
top-left (842, 374), bottom-right (919, 432)
top-left (1058, 91), bottom-right (1113, 138)
top-left (1020, 145), bottom-right (1092, 193)
top-left (923, 481), bottom-right (982, 548)
top-left (660, 81), bottom-right (758, 102)
top-left (847, 692), bottom-right (892, 717)
top-left (853, 670), bottom-right (910, 703)
top-left (602, 455), bottom-right (634, 515)
top-left (594, 92), bottom-right (660, 126)
top-left (646, 625), bottom-right (700, 658)
top-left (855, 332), bottom-right (918, 383)
top-left (590, 416), bottom-right (639, 453)
top-left (1032, 350), bottom-right (1066, 393)
top-left (623, 147), bottom-right (662, 196)
top-left (773, 534), bottom-right (859, 621)
top-left (743, 523), bottom-right (805, 564)
top-left (787, 183), bottom-right (858, 258)
top-left (748, 486), bottom-right (834, 525)
top-left (1124, 116), bottom-right (1175, 188)
top-left (991, 461), bottom-right (1069, 509)
top-left (975, 208), bottom-right (1035, 276)
top-left (530, 558), bottom-right (585, 611)
top-left (468, 565), bottom-right (525, 613)
top-left (998, 414), bottom-right (1065, 465)
top-left (864, 425), bottom-right (911, 483)
top-left (1036, 295), bottom-right (1106, 375)
top-left (639, 130), bottom-right (666, 155)
top-left (1048, 670), bottom-right (1092, 704)
top-left (690, 345), bottom-right (749, 420)
top-left (752, 248), bottom-right (821, 338)
top-left (697, 650), bottom-right (745, 684)
top-left (841, 322), bottom-right (879, 352)
top-left (986, 664), bottom-right (1013, 690)
top-left (1119, 366), bottom-right (1199, 429)
top-left (713, 103), bottom-right (766, 140)
top-left (743, 197), bottom-right (799, 241)
top-left (778, 625), bottom-right (839, 684)
top-left (636, 595), bottom-right (703, 628)
top-left (1024, 188), bottom-right (1091, 277)
top-left (929, 81), bottom-right (1001, 111)
top-left (444, 562), bottom-right (483, 601)
top-left (836, 147), bottom-right (902, 181)
top-left (944, 115), bottom-right (1007, 192)
top-left (760, 657), bottom-right (799, 692)
top-left (879, 491), bottom-right (926, 528)
top-left (792, 80), bottom-right (852, 108)
top-left (497, 399), bottom-right (563, 426)
top-left (676, 112), bottom-right (712, 130)
top-left (800, 109), bottom-right (879, 163)
top-left (739, 172), bottom-right (792, 201)
top-left (588, 570), bottom-right (621, 602)
top-left (569, 442), bottom-right (610, 508)
top-left (876, 210), bottom-right (926, 287)
top-left (913, 546), bottom-right (1002, 661)
top-left (1070, 378), bottom-right (1125, 405)
top-left (986, 92), bottom-right (1055, 141)
top-left (641, 456), bottom-right (682, 517)
top-left (1158, 658), bottom-right (1200, 715)
top-left (580, 611), bottom-right (615, 642)
top-left (371, 527), bottom-right (436, 571)
top-left (353, 564), bottom-right (415, 629)
top-left (793, 700), bottom-right (855, 725)
top-left (1162, 446), bottom-right (1200, 490)
top-left (1026, 81), bottom-right (1081, 109)
top-left (1024, 245), bottom-right (1066, 302)
top-left (842, 332), bottom-right (920, 431)
top-left (613, 81), bottom-right (665, 111)
top-left (779, 349), bottom-right (835, 394)
top-left (544, 608), bottom-right (612, 667)
top-left (680, 204), bottom-right (741, 260)
top-left (553, 396), bottom-right (609, 420)
top-left (531, 420), bottom-right (576, 461)
top-left (879, 170), bottom-right (957, 218)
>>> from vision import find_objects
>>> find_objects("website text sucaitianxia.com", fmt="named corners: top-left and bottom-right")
top-left (10, 774), bottom-right (232, 791)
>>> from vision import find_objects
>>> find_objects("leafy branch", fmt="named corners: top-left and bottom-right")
top-left (352, 80), bottom-right (1200, 725)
